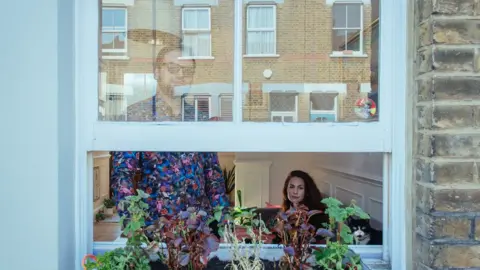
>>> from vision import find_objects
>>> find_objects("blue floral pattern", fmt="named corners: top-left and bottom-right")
top-left (111, 151), bottom-right (230, 225)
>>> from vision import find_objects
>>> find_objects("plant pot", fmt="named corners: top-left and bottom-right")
top-left (149, 257), bottom-right (302, 270)
top-left (104, 207), bottom-right (114, 216)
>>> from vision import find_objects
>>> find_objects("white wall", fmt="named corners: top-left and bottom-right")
top-left (0, 0), bottom-right (76, 269)
top-left (233, 152), bottom-right (383, 228)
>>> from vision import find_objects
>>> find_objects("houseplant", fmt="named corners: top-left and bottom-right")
top-left (103, 197), bottom-right (116, 216)
top-left (313, 197), bottom-right (370, 270)
top-left (223, 165), bottom-right (236, 204)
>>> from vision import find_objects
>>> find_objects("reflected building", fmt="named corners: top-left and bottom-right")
top-left (99, 0), bottom-right (379, 123)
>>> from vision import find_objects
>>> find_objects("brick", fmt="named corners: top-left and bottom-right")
top-left (417, 184), bottom-right (480, 213)
top-left (433, 19), bottom-right (480, 44)
top-left (416, 133), bottom-right (434, 157)
top-left (475, 217), bottom-right (480, 240)
top-left (415, 159), bottom-right (477, 184)
top-left (417, 0), bottom-right (433, 23)
top-left (433, 0), bottom-right (477, 15)
top-left (417, 47), bottom-right (434, 74)
top-left (417, 237), bottom-right (480, 267)
top-left (416, 212), bottom-right (471, 240)
top-left (418, 21), bottom-right (433, 47)
top-left (433, 77), bottom-right (480, 101)
top-left (433, 134), bottom-right (480, 157)
top-left (432, 106), bottom-right (477, 129)
top-left (433, 48), bottom-right (475, 72)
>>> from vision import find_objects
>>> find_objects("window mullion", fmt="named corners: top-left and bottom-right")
top-left (233, 0), bottom-right (243, 123)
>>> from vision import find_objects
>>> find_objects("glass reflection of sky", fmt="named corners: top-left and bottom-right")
top-left (102, 9), bottom-right (126, 31)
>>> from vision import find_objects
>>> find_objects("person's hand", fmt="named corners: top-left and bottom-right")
top-left (265, 202), bottom-right (281, 208)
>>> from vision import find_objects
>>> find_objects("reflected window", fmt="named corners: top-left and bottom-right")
top-left (270, 92), bottom-right (298, 122)
top-left (310, 93), bottom-right (338, 122)
top-left (182, 95), bottom-right (211, 121)
top-left (332, 3), bottom-right (363, 54)
top-left (101, 7), bottom-right (127, 57)
top-left (246, 5), bottom-right (276, 56)
top-left (182, 7), bottom-right (212, 58)
top-left (219, 95), bottom-right (233, 121)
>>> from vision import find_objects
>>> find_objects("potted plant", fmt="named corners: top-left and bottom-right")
top-left (103, 198), bottom-right (115, 216)
top-left (223, 165), bottom-right (235, 205)
top-left (313, 197), bottom-right (370, 270)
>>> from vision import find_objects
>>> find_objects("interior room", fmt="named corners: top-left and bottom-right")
top-left (93, 151), bottom-right (384, 243)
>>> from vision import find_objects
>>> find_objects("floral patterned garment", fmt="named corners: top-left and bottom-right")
top-left (111, 151), bottom-right (230, 225)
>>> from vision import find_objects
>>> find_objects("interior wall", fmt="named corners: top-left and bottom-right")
top-left (93, 151), bottom-right (112, 213)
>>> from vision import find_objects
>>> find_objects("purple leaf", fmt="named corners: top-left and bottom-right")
top-left (284, 246), bottom-right (295, 256)
top-left (179, 253), bottom-right (190, 266)
top-left (174, 237), bottom-right (183, 247)
top-left (316, 228), bottom-right (335, 238)
top-left (205, 235), bottom-right (220, 252)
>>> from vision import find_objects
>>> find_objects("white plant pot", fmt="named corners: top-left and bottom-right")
top-left (105, 207), bottom-right (114, 216)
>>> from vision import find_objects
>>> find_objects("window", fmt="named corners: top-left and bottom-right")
top-left (101, 7), bottom-right (127, 57)
top-left (270, 93), bottom-right (298, 122)
top-left (182, 95), bottom-right (211, 121)
top-left (246, 5), bottom-right (276, 56)
top-left (78, 0), bottom-right (411, 267)
top-left (182, 7), bottom-right (212, 58)
top-left (310, 93), bottom-right (338, 122)
top-left (331, 3), bottom-right (363, 55)
top-left (219, 95), bottom-right (233, 121)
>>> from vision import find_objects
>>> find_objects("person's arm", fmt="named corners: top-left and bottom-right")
top-left (202, 152), bottom-right (230, 208)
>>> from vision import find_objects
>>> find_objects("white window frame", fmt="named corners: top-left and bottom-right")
top-left (218, 94), bottom-right (233, 121)
top-left (245, 4), bottom-right (277, 57)
top-left (269, 93), bottom-right (298, 123)
top-left (101, 7), bottom-right (128, 57)
top-left (181, 94), bottom-right (212, 121)
top-left (330, 2), bottom-right (365, 57)
top-left (309, 92), bottom-right (338, 122)
top-left (75, 0), bottom-right (409, 269)
top-left (180, 7), bottom-right (213, 59)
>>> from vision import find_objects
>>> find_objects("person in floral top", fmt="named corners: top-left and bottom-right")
top-left (111, 151), bottom-right (229, 225)
top-left (110, 38), bottom-right (230, 227)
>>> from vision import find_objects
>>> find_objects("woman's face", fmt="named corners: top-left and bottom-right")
top-left (287, 176), bottom-right (305, 207)
top-left (156, 50), bottom-right (195, 87)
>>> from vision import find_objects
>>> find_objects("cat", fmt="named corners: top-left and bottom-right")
top-left (346, 217), bottom-right (383, 245)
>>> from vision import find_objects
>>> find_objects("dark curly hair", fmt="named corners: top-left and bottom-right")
top-left (281, 170), bottom-right (326, 212)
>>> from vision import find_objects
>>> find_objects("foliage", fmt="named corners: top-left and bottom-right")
top-left (313, 198), bottom-right (369, 270)
top-left (83, 246), bottom-right (151, 270)
top-left (118, 190), bottom-right (150, 247)
top-left (145, 206), bottom-right (220, 270)
top-left (223, 165), bottom-right (236, 195)
top-left (210, 205), bottom-right (270, 240)
top-left (103, 198), bottom-right (116, 208)
top-left (222, 221), bottom-right (266, 270)
top-left (273, 205), bottom-right (324, 270)
top-left (96, 210), bottom-right (106, 222)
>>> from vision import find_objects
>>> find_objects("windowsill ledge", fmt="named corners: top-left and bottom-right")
top-left (244, 54), bottom-right (280, 58)
top-left (178, 56), bottom-right (215, 60)
top-left (102, 56), bottom-right (130, 60)
top-left (363, 259), bottom-right (391, 270)
top-left (329, 53), bottom-right (368, 58)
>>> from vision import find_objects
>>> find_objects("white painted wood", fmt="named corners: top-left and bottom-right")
top-left (234, 160), bottom-right (272, 208)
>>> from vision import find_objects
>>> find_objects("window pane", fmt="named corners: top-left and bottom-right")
top-left (99, 1), bottom-right (232, 122)
top-left (243, 0), bottom-right (380, 122)
top-left (248, 6), bottom-right (274, 29)
top-left (347, 4), bottom-right (362, 28)
top-left (332, 4), bottom-right (346, 28)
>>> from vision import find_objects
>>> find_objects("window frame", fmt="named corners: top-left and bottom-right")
top-left (181, 94), bottom-right (212, 122)
top-left (330, 2), bottom-right (365, 57)
top-left (101, 7), bottom-right (128, 57)
top-left (75, 0), bottom-right (410, 268)
top-left (181, 7), bottom-right (213, 59)
top-left (245, 4), bottom-right (277, 56)
top-left (269, 92), bottom-right (298, 122)
top-left (309, 92), bottom-right (338, 122)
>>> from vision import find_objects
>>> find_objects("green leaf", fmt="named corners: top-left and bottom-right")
top-left (214, 210), bottom-right (222, 221)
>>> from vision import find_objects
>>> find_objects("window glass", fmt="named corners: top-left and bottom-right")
top-left (98, 0), bottom-right (380, 123)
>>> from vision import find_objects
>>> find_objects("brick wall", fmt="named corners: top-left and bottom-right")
top-left (414, 0), bottom-right (480, 268)
top-left (101, 0), bottom-right (376, 122)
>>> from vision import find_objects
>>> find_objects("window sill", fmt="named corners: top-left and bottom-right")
top-left (178, 56), bottom-right (215, 60)
top-left (102, 56), bottom-right (130, 60)
top-left (329, 53), bottom-right (368, 58)
top-left (244, 54), bottom-right (280, 58)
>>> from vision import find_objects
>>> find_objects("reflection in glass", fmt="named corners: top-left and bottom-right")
top-left (98, 0), bottom-right (233, 122)
top-left (98, 0), bottom-right (380, 123)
